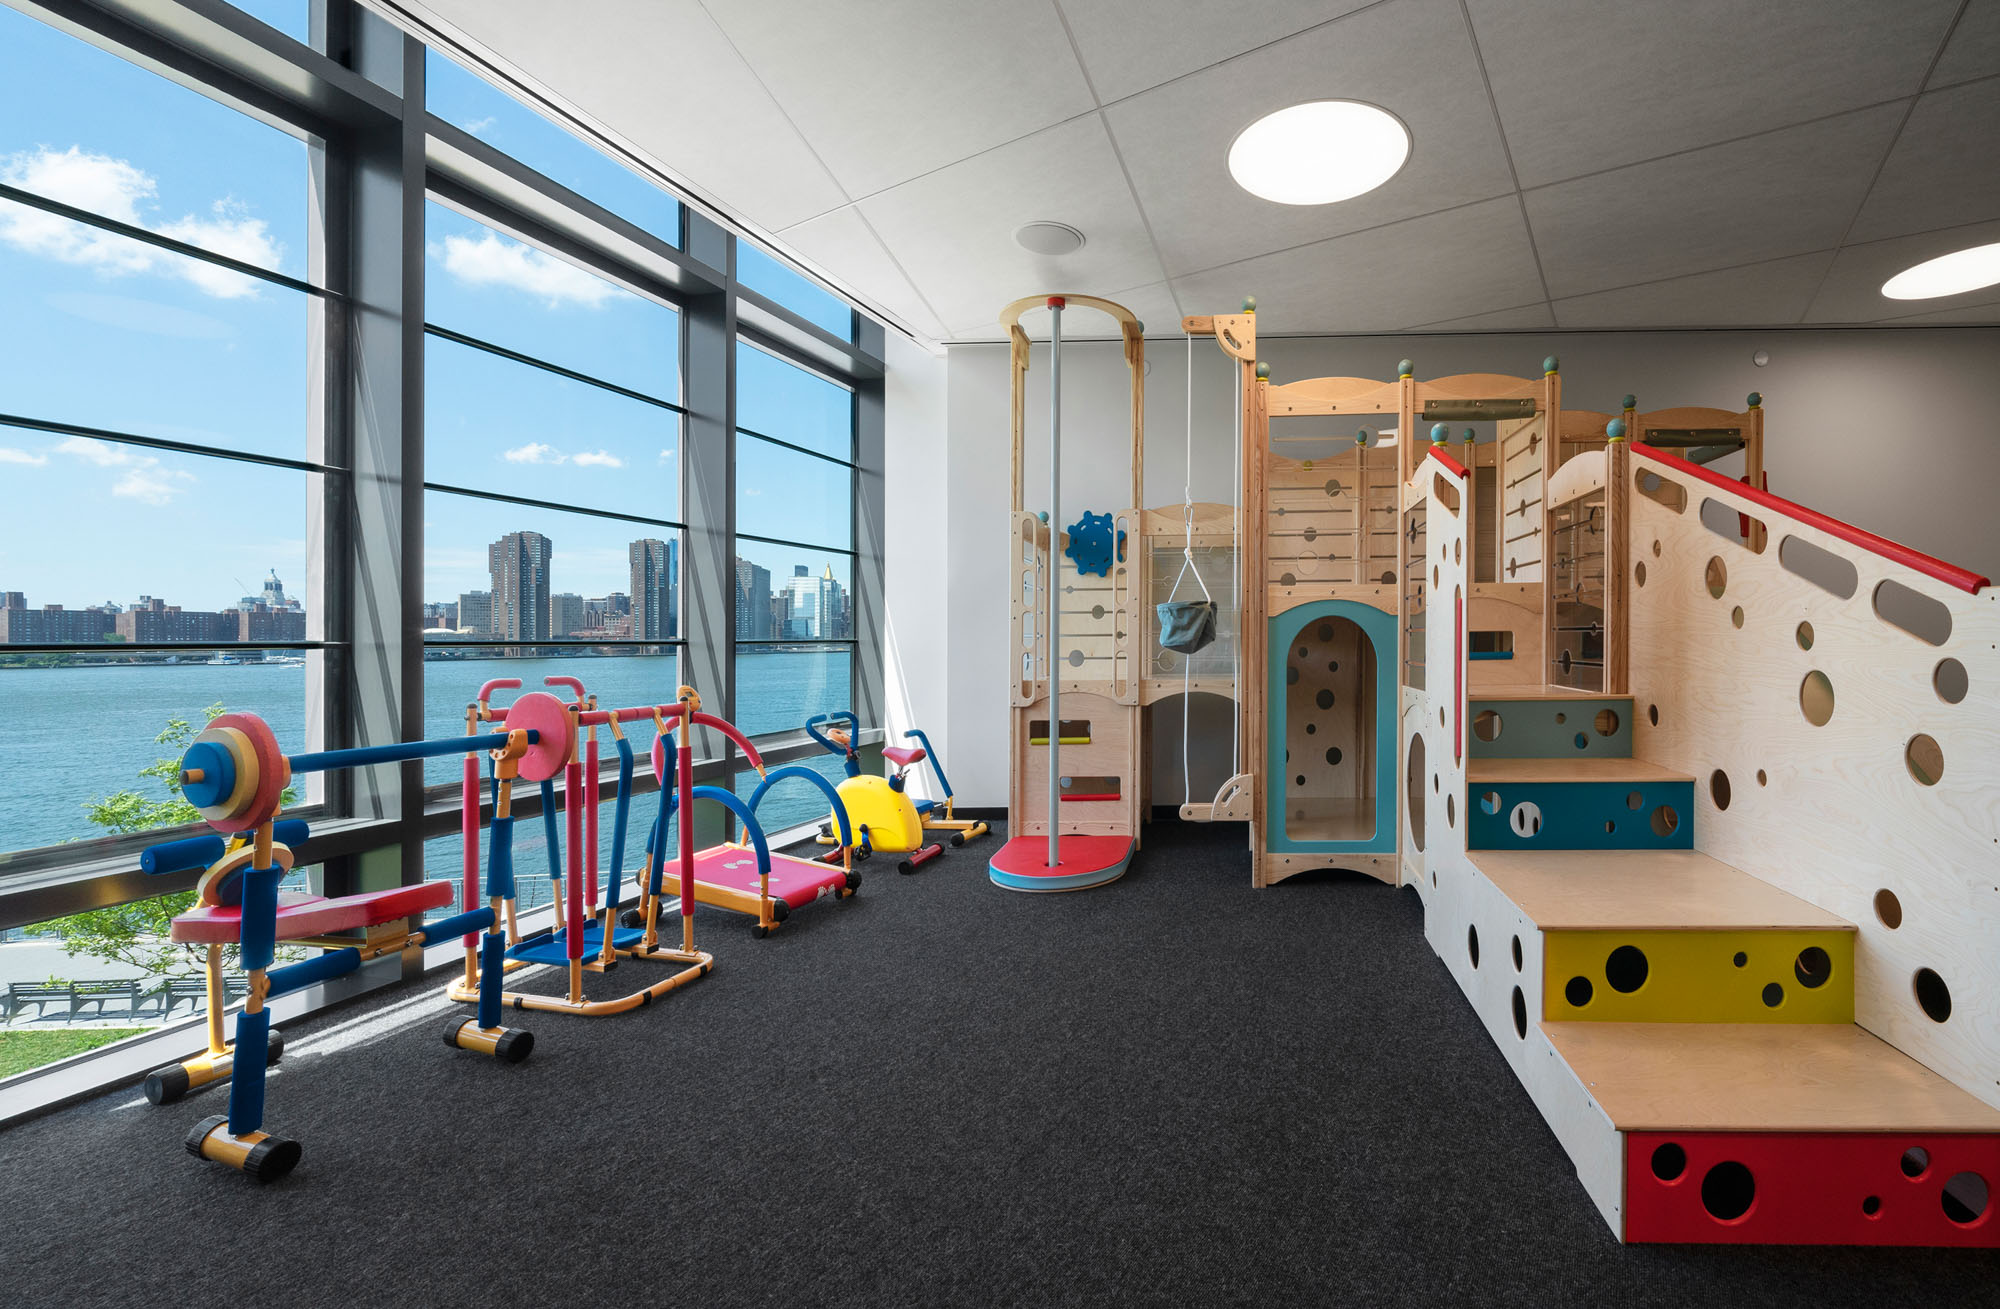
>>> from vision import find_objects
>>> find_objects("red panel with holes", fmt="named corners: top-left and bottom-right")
top-left (1625, 1131), bottom-right (1999, 1246)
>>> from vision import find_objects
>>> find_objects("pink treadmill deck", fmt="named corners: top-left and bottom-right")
top-left (170, 881), bottom-right (455, 945)
top-left (691, 845), bottom-right (847, 909)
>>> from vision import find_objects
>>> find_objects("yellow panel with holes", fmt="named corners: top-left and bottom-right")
top-left (1543, 929), bottom-right (1854, 1024)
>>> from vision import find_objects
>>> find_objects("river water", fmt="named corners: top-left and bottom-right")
top-left (1, 649), bottom-right (852, 873)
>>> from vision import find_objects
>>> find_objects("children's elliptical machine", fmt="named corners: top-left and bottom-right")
top-left (809, 711), bottom-right (987, 874)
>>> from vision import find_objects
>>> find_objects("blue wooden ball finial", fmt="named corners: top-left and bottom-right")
top-left (1038, 510), bottom-right (1049, 523)
top-left (1461, 427), bottom-right (1475, 444)
top-left (1621, 394), bottom-right (1636, 411)
top-left (1397, 358), bottom-right (1414, 378)
top-left (1543, 355), bottom-right (1560, 375)
top-left (1747, 391), bottom-right (1762, 408)
top-left (1429, 422), bottom-right (1448, 443)
top-left (1242, 296), bottom-right (1257, 313)
top-left (1255, 361), bottom-right (1271, 380)
top-left (1355, 427), bottom-right (1371, 447)
top-left (1606, 417), bottom-right (1627, 442)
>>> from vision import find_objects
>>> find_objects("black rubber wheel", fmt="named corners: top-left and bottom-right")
top-left (853, 846), bottom-right (871, 863)
top-left (146, 1063), bottom-right (191, 1106)
top-left (950, 832), bottom-right (966, 847)
top-left (620, 909), bottom-right (643, 929)
top-left (266, 1028), bottom-right (285, 1065)
top-left (244, 1134), bottom-right (302, 1183)
top-left (898, 859), bottom-right (917, 876)
top-left (442, 1019), bottom-right (469, 1051)
top-left (494, 1028), bottom-right (534, 1064)
top-left (185, 1114), bottom-right (227, 1159)
top-left (844, 871), bottom-right (861, 892)
top-left (818, 822), bottom-right (833, 838)
top-left (752, 925), bottom-right (771, 939)
top-left (771, 899), bottom-right (791, 923)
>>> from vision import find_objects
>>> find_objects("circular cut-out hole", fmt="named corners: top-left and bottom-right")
top-left (1635, 561), bottom-right (1647, 587)
top-left (1794, 947), bottom-right (1832, 989)
top-left (1474, 709), bottom-right (1503, 742)
top-left (1648, 703), bottom-right (1660, 727)
top-left (1286, 665), bottom-right (1300, 685)
top-left (1068, 649), bottom-right (1085, 667)
top-left (1606, 945), bottom-right (1649, 993)
top-left (1479, 790), bottom-right (1500, 815)
top-left (1315, 623), bottom-right (1332, 641)
top-left (1594, 708), bottom-right (1620, 737)
top-left (1603, 820), bottom-right (1615, 834)
top-left (1467, 924), bottom-right (1480, 969)
top-left (1732, 951), bottom-right (1748, 968)
top-left (1626, 790), bottom-right (1644, 811)
top-left (1914, 968), bottom-right (1952, 1023)
top-left (1511, 986), bottom-right (1527, 1039)
top-left (1862, 1195), bottom-right (1882, 1218)
top-left (1651, 1142), bottom-right (1687, 1182)
top-left (1756, 768), bottom-right (1767, 786)
top-left (1731, 605), bottom-right (1744, 629)
top-left (1705, 556), bottom-right (1727, 598)
top-left (1306, 723), bottom-right (1316, 734)
top-left (1565, 975), bottom-right (1593, 1008)
top-left (1762, 982), bottom-right (1784, 1008)
top-left (1902, 1146), bottom-right (1931, 1179)
top-left (1710, 769), bottom-right (1731, 810)
top-left (1325, 746), bottom-right (1343, 767)
top-left (1323, 478), bottom-right (1342, 497)
top-left (1650, 805), bottom-right (1679, 837)
top-left (1380, 571), bottom-right (1395, 586)
top-left (1796, 620), bottom-right (1814, 650)
top-left (1328, 659), bottom-right (1340, 673)
top-left (1446, 794), bottom-right (1455, 828)
top-left (1316, 688), bottom-right (1335, 711)
top-left (1511, 935), bottom-right (1523, 971)
top-left (1280, 572), bottom-right (1297, 586)
top-left (1933, 657), bottom-right (1968, 704)
top-left (1905, 734), bottom-right (1943, 787)
top-left (1433, 565), bottom-right (1439, 588)
top-left (1554, 712), bottom-right (1566, 724)
top-left (1652, 539), bottom-right (1662, 557)
top-left (1701, 1162), bottom-right (1756, 1222)
top-left (1406, 732), bottom-right (1427, 854)
top-left (1874, 889), bottom-right (1902, 929)
top-left (1509, 801), bottom-right (1543, 839)
top-left (1295, 775), bottom-right (1306, 788)
top-left (1943, 1172), bottom-right (1990, 1225)
top-left (1799, 670), bottom-right (1835, 726)
top-left (1433, 773), bottom-right (1439, 793)
top-left (1574, 732), bottom-right (1589, 750)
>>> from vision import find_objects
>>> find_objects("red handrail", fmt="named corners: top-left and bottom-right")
top-left (1425, 446), bottom-right (1469, 480)
top-left (1632, 443), bottom-right (1988, 595)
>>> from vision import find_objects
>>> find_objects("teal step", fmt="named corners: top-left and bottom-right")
top-left (1466, 758), bottom-right (1692, 851)
top-left (1469, 694), bottom-right (1632, 759)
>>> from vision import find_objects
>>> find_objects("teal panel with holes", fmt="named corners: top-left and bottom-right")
top-left (1266, 600), bottom-right (1397, 854)
top-left (1468, 698), bottom-right (1631, 758)
top-left (1467, 780), bottom-right (1692, 850)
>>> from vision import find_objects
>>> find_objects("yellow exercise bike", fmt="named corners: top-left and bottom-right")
top-left (808, 711), bottom-right (987, 874)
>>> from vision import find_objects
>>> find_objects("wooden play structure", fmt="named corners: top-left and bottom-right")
top-left (1142, 303), bottom-right (1998, 1246)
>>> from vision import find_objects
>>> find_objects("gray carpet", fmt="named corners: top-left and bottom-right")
top-left (1, 819), bottom-right (1993, 1307)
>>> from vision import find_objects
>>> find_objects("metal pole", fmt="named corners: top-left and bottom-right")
top-left (1047, 297), bottom-right (1063, 869)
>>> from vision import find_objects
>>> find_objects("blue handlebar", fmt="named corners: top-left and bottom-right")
top-left (141, 818), bottom-right (311, 875)
top-left (901, 729), bottom-right (953, 801)
top-left (805, 711), bottom-right (858, 757)
top-left (748, 765), bottom-right (853, 848)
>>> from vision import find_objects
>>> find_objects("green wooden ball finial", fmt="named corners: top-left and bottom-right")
top-left (1606, 417), bottom-right (1627, 442)
top-left (1746, 391), bottom-right (1762, 408)
top-left (1542, 355), bottom-right (1560, 375)
top-left (1242, 296), bottom-right (1257, 313)
top-left (1355, 428), bottom-right (1371, 447)
top-left (1397, 358), bottom-right (1414, 378)
top-left (1621, 394), bottom-right (1636, 411)
top-left (1255, 361), bottom-right (1271, 380)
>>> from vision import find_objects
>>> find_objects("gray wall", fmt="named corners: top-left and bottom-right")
top-left (940, 326), bottom-right (2000, 809)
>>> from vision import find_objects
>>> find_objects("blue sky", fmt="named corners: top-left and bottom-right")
top-left (1, 7), bottom-right (856, 619)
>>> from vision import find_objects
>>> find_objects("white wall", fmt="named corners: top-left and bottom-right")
top-left (941, 326), bottom-right (2000, 808)
top-left (880, 331), bottom-right (951, 804)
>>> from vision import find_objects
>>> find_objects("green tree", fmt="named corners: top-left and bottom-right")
top-left (43, 704), bottom-right (293, 980)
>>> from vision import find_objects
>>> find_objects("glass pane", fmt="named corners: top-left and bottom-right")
top-left (731, 544), bottom-right (851, 645)
top-left (738, 243), bottom-right (852, 340)
top-left (425, 201), bottom-right (679, 403)
top-left (0, 221), bottom-right (313, 460)
top-left (734, 643), bottom-right (852, 740)
top-left (0, 5), bottom-right (311, 282)
top-left (736, 433), bottom-right (851, 551)
top-left (736, 340), bottom-right (852, 460)
top-left (732, 752), bottom-right (849, 840)
top-left (422, 780), bottom-right (674, 912)
top-left (418, 645), bottom-right (680, 790)
top-left (1, 651), bottom-right (318, 856)
top-left (426, 50), bottom-right (679, 246)
top-left (426, 335), bottom-right (680, 518)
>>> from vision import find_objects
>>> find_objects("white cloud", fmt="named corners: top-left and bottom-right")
top-left (657, 448), bottom-right (676, 464)
top-left (571, 450), bottom-right (623, 468)
top-left (503, 442), bottom-right (565, 464)
top-left (457, 115), bottom-right (497, 137)
top-left (0, 146), bottom-right (282, 299)
top-left (54, 435), bottom-right (194, 505)
top-left (435, 230), bottom-right (617, 308)
top-left (0, 447), bottom-right (48, 466)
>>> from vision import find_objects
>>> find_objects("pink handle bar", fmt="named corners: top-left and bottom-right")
top-left (483, 695), bottom-right (765, 769)
top-left (476, 678), bottom-right (520, 704)
top-left (544, 675), bottom-right (587, 700)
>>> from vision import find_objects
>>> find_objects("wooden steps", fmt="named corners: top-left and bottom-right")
top-left (1466, 850), bottom-right (1849, 932)
top-left (1467, 757), bottom-right (1692, 785)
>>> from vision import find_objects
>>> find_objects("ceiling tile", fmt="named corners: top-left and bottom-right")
top-left (857, 116), bottom-right (1170, 340)
top-left (1525, 105), bottom-right (1903, 299)
top-left (1551, 253), bottom-right (1834, 328)
top-left (1931, 0), bottom-right (2000, 86)
top-left (1847, 80), bottom-right (2000, 242)
top-left (698, 0), bottom-right (1096, 199)
top-left (407, 0), bottom-right (847, 230)
top-left (1105, 0), bottom-right (1516, 277)
top-left (1055, 0), bottom-right (1369, 103)
top-left (1804, 217), bottom-right (2000, 321)
top-left (1414, 303), bottom-right (1556, 331)
top-left (778, 205), bottom-right (949, 340)
top-left (1873, 296), bottom-right (2000, 324)
top-left (1172, 197), bottom-right (1546, 334)
top-left (1467, 0), bottom-right (1959, 187)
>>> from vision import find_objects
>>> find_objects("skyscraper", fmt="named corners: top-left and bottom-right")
top-left (734, 556), bottom-right (772, 640)
top-left (630, 538), bottom-right (676, 641)
top-left (549, 592), bottom-right (585, 638)
top-left (458, 591), bottom-right (493, 635)
top-left (488, 531), bottom-right (552, 641)
top-left (782, 564), bottom-right (820, 639)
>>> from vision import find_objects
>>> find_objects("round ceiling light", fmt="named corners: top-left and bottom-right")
top-left (1228, 100), bottom-right (1410, 205)
top-left (1014, 221), bottom-right (1086, 256)
top-left (1881, 242), bottom-right (2000, 300)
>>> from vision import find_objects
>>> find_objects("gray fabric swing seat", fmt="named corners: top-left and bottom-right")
top-left (1157, 598), bottom-right (1216, 654)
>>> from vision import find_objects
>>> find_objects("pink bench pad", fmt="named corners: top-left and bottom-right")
top-left (170, 881), bottom-right (455, 945)
top-left (691, 845), bottom-right (846, 909)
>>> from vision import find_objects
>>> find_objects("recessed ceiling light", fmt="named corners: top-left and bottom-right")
top-left (1881, 242), bottom-right (2000, 300)
top-left (1228, 100), bottom-right (1410, 206)
top-left (1014, 221), bottom-right (1086, 256)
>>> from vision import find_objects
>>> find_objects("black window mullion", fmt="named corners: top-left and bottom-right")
top-left (423, 481), bottom-right (687, 532)
top-left (424, 324), bottom-right (687, 414)
top-left (735, 424), bottom-right (858, 470)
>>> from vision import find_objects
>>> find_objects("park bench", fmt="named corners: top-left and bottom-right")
top-left (4, 982), bottom-right (72, 1023)
top-left (143, 976), bottom-right (247, 1019)
top-left (69, 979), bottom-right (143, 1019)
